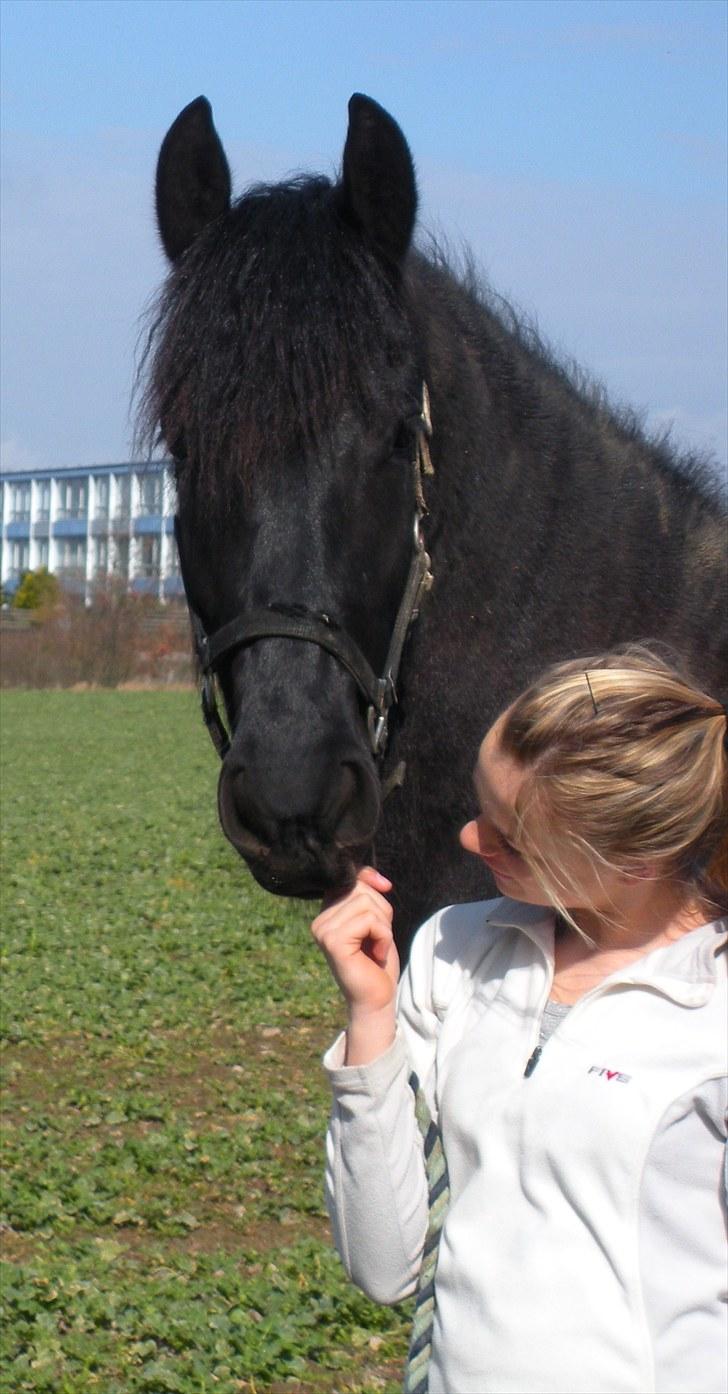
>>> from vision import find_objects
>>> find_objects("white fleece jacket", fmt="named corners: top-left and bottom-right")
top-left (323, 899), bottom-right (727, 1394)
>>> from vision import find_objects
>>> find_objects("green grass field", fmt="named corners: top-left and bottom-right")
top-left (0, 691), bottom-right (410, 1393)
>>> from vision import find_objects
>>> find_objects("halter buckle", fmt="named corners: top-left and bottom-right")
top-left (367, 707), bottom-right (389, 756)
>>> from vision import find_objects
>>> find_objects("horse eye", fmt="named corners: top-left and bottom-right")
top-left (171, 452), bottom-right (188, 485)
top-left (168, 432), bottom-right (188, 472)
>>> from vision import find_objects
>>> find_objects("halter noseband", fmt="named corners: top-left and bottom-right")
top-left (181, 383), bottom-right (434, 762)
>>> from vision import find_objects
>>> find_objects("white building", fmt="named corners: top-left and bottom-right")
top-left (0, 460), bottom-right (184, 602)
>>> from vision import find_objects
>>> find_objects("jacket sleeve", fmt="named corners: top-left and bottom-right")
top-left (322, 910), bottom-right (445, 1304)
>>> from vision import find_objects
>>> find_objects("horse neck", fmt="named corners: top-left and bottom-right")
top-left (407, 257), bottom-right (726, 694)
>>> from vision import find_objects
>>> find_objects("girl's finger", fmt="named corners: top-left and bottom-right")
top-left (367, 927), bottom-right (394, 967)
top-left (315, 883), bottom-right (393, 936)
top-left (357, 866), bottom-right (393, 892)
top-left (316, 903), bottom-right (393, 952)
top-left (320, 867), bottom-right (390, 912)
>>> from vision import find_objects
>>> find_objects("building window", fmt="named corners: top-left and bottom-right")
top-left (37, 540), bottom-right (49, 569)
top-left (139, 535), bottom-right (161, 578)
top-left (94, 476), bottom-right (110, 518)
top-left (57, 538), bottom-right (86, 574)
top-left (139, 473), bottom-right (163, 516)
top-left (94, 537), bottom-right (108, 575)
top-left (11, 484), bottom-right (31, 522)
top-left (10, 540), bottom-right (30, 575)
top-left (115, 475), bottom-right (131, 519)
top-left (37, 481), bottom-right (51, 523)
top-left (168, 537), bottom-right (181, 575)
top-left (114, 537), bottom-right (129, 579)
top-left (59, 479), bottom-right (87, 520)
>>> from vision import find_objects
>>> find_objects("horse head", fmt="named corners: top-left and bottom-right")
top-left (145, 95), bottom-right (429, 898)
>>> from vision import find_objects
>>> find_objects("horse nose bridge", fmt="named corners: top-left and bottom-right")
top-left (227, 630), bottom-right (372, 736)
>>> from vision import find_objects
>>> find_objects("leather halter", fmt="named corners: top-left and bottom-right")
top-left (180, 383), bottom-right (435, 762)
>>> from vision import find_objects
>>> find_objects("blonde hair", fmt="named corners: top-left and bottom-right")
top-left (499, 644), bottom-right (727, 920)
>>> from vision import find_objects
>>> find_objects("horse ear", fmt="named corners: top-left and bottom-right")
top-left (155, 96), bottom-right (232, 263)
top-left (339, 93), bottom-right (417, 265)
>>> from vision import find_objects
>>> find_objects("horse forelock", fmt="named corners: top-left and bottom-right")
top-left (136, 175), bottom-right (415, 501)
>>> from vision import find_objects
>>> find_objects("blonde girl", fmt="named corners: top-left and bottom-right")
top-left (312, 645), bottom-right (727, 1394)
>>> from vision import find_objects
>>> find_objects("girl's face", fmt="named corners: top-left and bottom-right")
top-left (459, 721), bottom-right (544, 902)
top-left (459, 719), bottom-right (626, 912)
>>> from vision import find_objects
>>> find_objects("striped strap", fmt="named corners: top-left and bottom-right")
top-left (403, 1071), bottom-right (450, 1394)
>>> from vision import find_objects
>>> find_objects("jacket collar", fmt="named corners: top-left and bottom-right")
top-left (483, 898), bottom-right (727, 1007)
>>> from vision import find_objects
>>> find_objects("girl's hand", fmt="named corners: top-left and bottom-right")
top-left (311, 866), bottom-right (399, 1017)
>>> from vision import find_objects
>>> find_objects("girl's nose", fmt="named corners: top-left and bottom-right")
top-left (460, 815), bottom-right (513, 869)
top-left (459, 818), bottom-right (482, 855)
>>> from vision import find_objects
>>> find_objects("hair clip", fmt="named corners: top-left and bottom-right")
top-left (584, 670), bottom-right (599, 716)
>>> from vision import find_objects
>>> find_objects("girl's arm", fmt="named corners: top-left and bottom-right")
top-left (312, 868), bottom-right (432, 1302)
top-left (311, 865), bottom-right (399, 1065)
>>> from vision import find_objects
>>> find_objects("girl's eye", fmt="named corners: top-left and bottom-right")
top-left (496, 828), bottom-right (521, 858)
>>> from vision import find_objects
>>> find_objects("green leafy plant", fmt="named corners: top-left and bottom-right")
top-left (0, 691), bottom-right (410, 1392)
top-left (11, 567), bottom-right (61, 613)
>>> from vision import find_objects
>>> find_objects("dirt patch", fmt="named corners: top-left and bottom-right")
top-left (263, 1353), bottom-right (405, 1394)
top-left (2, 1020), bottom-right (335, 1111)
top-left (0, 1227), bottom-right (39, 1264)
top-left (1, 1211), bottom-right (331, 1266)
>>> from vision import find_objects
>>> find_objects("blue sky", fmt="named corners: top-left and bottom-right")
top-left (2, 0), bottom-right (726, 474)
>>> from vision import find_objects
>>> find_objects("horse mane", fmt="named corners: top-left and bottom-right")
top-left (411, 238), bottom-right (723, 505)
top-left (136, 175), bottom-right (415, 500)
top-left (136, 176), bottom-right (724, 511)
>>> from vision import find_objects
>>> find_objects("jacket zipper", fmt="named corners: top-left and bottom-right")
top-left (524, 983), bottom-right (606, 1077)
top-left (521, 981), bottom-right (599, 1076)
top-left (523, 957), bottom-right (554, 1077)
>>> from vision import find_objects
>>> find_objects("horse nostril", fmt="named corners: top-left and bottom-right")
top-left (334, 758), bottom-right (379, 846)
top-left (217, 764), bottom-right (274, 854)
top-left (319, 761), bottom-right (356, 837)
top-left (217, 748), bottom-right (381, 860)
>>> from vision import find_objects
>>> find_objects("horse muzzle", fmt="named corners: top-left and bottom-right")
top-left (216, 744), bottom-right (381, 898)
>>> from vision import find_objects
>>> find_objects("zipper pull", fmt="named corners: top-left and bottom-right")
top-left (524, 1046), bottom-right (542, 1077)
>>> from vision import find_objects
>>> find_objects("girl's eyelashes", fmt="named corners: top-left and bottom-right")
top-left (493, 825), bottom-right (522, 858)
top-left (473, 807), bottom-right (523, 858)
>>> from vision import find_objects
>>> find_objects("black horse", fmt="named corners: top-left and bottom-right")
top-left (139, 93), bottom-right (726, 958)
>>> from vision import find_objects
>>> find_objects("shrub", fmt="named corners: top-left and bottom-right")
top-left (0, 582), bottom-right (193, 688)
top-left (12, 567), bottom-right (61, 613)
